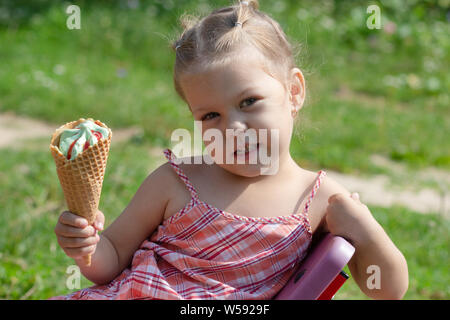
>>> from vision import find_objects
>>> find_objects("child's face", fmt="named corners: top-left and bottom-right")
top-left (180, 49), bottom-right (304, 177)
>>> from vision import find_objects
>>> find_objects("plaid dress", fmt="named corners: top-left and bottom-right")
top-left (50, 148), bottom-right (326, 300)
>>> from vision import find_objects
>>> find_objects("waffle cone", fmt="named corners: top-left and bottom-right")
top-left (50, 118), bottom-right (112, 266)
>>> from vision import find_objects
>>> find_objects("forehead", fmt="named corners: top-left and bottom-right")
top-left (183, 57), bottom-right (267, 92)
top-left (180, 51), bottom-right (284, 111)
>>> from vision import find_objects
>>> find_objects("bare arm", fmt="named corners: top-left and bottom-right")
top-left (73, 232), bottom-right (122, 285)
top-left (72, 162), bottom-right (173, 284)
top-left (346, 219), bottom-right (409, 299)
top-left (321, 178), bottom-right (409, 299)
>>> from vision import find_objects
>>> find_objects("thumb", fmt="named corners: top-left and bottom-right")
top-left (94, 210), bottom-right (105, 231)
top-left (351, 192), bottom-right (359, 201)
top-left (351, 192), bottom-right (361, 203)
top-left (328, 193), bottom-right (343, 204)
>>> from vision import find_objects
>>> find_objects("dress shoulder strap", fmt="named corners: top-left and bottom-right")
top-left (163, 148), bottom-right (199, 201)
top-left (302, 170), bottom-right (327, 214)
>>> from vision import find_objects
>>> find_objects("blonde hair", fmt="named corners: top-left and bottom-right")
top-left (170, 0), bottom-right (302, 105)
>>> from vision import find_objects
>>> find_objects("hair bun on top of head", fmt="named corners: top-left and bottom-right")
top-left (238, 0), bottom-right (259, 10)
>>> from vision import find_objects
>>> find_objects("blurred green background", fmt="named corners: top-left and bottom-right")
top-left (0, 0), bottom-right (448, 299)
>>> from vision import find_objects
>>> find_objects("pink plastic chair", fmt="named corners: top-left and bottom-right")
top-left (274, 233), bottom-right (355, 300)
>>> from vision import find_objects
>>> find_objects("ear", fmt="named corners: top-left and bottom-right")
top-left (289, 67), bottom-right (306, 111)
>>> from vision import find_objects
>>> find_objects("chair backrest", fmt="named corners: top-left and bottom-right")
top-left (274, 233), bottom-right (355, 300)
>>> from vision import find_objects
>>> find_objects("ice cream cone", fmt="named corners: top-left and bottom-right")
top-left (50, 118), bottom-right (112, 266)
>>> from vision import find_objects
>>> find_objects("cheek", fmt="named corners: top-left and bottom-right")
top-left (257, 112), bottom-right (292, 144)
top-left (199, 105), bottom-right (292, 150)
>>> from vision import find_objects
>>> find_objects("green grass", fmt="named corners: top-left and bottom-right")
top-left (0, 0), bottom-right (449, 299)
top-left (0, 141), bottom-right (161, 299)
top-left (337, 206), bottom-right (450, 300)
top-left (0, 1), bottom-right (448, 173)
top-left (0, 144), bottom-right (448, 299)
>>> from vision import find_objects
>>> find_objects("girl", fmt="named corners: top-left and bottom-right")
top-left (51, 0), bottom-right (408, 299)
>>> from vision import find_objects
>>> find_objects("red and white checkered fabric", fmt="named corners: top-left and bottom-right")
top-left (50, 148), bottom-right (326, 300)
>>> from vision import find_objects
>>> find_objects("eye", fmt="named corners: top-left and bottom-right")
top-left (240, 97), bottom-right (258, 108)
top-left (200, 97), bottom-right (259, 121)
top-left (201, 112), bottom-right (219, 121)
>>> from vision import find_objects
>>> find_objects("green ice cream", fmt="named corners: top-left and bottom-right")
top-left (59, 120), bottom-right (110, 160)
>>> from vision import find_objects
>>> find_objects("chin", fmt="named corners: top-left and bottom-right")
top-left (221, 164), bottom-right (265, 178)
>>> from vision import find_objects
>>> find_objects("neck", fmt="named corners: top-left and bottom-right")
top-left (214, 148), bottom-right (302, 186)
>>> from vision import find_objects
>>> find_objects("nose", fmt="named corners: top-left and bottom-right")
top-left (226, 111), bottom-right (248, 131)
top-left (225, 113), bottom-right (258, 152)
top-left (225, 113), bottom-right (249, 146)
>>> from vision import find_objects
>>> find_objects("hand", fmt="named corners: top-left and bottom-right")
top-left (325, 192), bottom-right (377, 245)
top-left (54, 210), bottom-right (105, 261)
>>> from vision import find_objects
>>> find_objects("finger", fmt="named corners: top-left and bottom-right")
top-left (55, 223), bottom-right (96, 238)
top-left (351, 192), bottom-right (360, 201)
top-left (94, 210), bottom-right (105, 231)
top-left (64, 244), bottom-right (97, 259)
top-left (328, 193), bottom-right (343, 204)
top-left (352, 193), bottom-right (366, 208)
top-left (59, 211), bottom-right (88, 228)
top-left (58, 234), bottom-right (100, 248)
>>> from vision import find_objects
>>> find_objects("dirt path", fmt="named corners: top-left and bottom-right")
top-left (0, 112), bottom-right (141, 149)
top-left (1, 112), bottom-right (448, 217)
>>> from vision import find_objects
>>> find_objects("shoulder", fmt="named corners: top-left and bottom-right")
top-left (173, 154), bottom-right (210, 182)
top-left (144, 160), bottom-right (175, 187)
top-left (149, 152), bottom-right (203, 180)
top-left (137, 158), bottom-right (188, 206)
top-left (145, 156), bottom-right (197, 194)
top-left (318, 171), bottom-right (352, 199)
top-left (160, 155), bottom-right (207, 220)
top-left (134, 161), bottom-right (176, 209)
top-left (301, 168), bottom-right (352, 199)
top-left (159, 154), bottom-right (206, 196)
top-left (303, 169), bottom-right (352, 233)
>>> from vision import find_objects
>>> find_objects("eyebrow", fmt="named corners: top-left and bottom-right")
top-left (191, 87), bottom-right (257, 113)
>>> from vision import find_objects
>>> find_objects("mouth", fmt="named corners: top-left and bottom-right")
top-left (233, 142), bottom-right (260, 157)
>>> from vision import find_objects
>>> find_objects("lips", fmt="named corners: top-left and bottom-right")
top-left (234, 143), bottom-right (259, 156)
